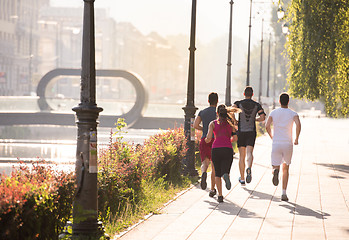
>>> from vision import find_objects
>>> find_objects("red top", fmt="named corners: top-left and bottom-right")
top-left (212, 119), bottom-right (233, 149)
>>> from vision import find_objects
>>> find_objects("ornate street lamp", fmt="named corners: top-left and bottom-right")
top-left (225, 0), bottom-right (234, 107)
top-left (277, 4), bottom-right (289, 35)
top-left (70, 0), bottom-right (106, 238)
top-left (182, 0), bottom-right (198, 176)
top-left (277, 5), bottom-right (285, 20)
top-left (282, 23), bottom-right (289, 35)
top-left (266, 32), bottom-right (271, 98)
top-left (28, 14), bottom-right (33, 94)
top-left (273, 39), bottom-right (277, 109)
top-left (258, 18), bottom-right (264, 104)
top-left (246, 0), bottom-right (253, 86)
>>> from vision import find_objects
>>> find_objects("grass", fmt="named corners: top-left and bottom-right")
top-left (104, 176), bottom-right (197, 237)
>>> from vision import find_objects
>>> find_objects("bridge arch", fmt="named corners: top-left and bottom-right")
top-left (36, 68), bottom-right (148, 126)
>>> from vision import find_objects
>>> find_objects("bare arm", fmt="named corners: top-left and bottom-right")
top-left (265, 116), bottom-right (273, 139)
top-left (294, 115), bottom-right (301, 145)
top-left (256, 109), bottom-right (266, 122)
top-left (231, 134), bottom-right (238, 143)
top-left (205, 121), bottom-right (214, 143)
top-left (231, 124), bottom-right (238, 142)
top-left (193, 115), bottom-right (202, 131)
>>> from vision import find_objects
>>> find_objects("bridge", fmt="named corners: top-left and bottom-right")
top-left (0, 111), bottom-right (183, 129)
top-left (0, 68), bottom-right (188, 129)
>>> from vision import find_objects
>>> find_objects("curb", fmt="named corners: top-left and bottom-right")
top-left (112, 181), bottom-right (199, 239)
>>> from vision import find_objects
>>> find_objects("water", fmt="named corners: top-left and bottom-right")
top-left (0, 96), bottom-right (207, 117)
top-left (0, 127), bottom-right (164, 176)
top-left (0, 96), bottom-right (208, 176)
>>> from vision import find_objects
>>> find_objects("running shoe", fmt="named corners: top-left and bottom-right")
top-left (200, 172), bottom-right (207, 190)
top-left (217, 195), bottom-right (224, 203)
top-left (246, 167), bottom-right (252, 183)
top-left (223, 173), bottom-right (231, 190)
top-left (272, 169), bottom-right (279, 186)
top-left (239, 177), bottom-right (246, 186)
top-left (281, 194), bottom-right (289, 201)
top-left (209, 189), bottom-right (217, 197)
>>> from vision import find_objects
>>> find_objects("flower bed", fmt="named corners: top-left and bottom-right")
top-left (98, 127), bottom-right (187, 222)
top-left (0, 124), bottom-right (189, 238)
top-left (0, 162), bottom-right (75, 239)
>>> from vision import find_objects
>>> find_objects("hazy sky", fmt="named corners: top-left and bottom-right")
top-left (50, 0), bottom-right (275, 45)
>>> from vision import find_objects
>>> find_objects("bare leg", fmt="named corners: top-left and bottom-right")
top-left (210, 162), bottom-right (216, 190)
top-left (246, 146), bottom-right (254, 168)
top-left (282, 163), bottom-right (289, 191)
top-left (239, 147), bottom-right (246, 180)
top-left (201, 158), bottom-right (210, 173)
top-left (216, 177), bottom-right (222, 196)
top-left (200, 158), bottom-right (210, 190)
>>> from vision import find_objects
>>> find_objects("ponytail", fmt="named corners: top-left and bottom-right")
top-left (217, 104), bottom-right (235, 127)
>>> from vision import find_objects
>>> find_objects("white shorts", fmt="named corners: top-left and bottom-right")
top-left (271, 143), bottom-right (293, 166)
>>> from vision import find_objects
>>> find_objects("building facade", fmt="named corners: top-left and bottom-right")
top-left (0, 0), bottom-right (49, 95)
top-left (1, 2), bottom-right (187, 104)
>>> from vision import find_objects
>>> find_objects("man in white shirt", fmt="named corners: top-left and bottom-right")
top-left (265, 93), bottom-right (301, 201)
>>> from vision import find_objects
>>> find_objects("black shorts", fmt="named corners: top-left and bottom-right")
top-left (211, 147), bottom-right (233, 177)
top-left (237, 131), bottom-right (257, 147)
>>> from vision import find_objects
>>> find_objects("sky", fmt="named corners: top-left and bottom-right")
top-left (50, 0), bottom-right (275, 45)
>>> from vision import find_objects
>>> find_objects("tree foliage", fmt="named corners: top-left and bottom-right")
top-left (286, 0), bottom-right (349, 117)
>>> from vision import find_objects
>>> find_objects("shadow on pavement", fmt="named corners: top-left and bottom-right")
top-left (203, 199), bottom-right (259, 219)
top-left (241, 188), bottom-right (331, 219)
top-left (330, 175), bottom-right (346, 179)
top-left (315, 163), bottom-right (349, 176)
top-left (280, 202), bottom-right (330, 219)
top-left (242, 188), bottom-right (278, 202)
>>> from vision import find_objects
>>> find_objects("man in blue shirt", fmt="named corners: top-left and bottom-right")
top-left (194, 92), bottom-right (218, 197)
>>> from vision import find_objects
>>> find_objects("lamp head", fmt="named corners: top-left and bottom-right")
top-left (277, 5), bottom-right (285, 20)
top-left (282, 23), bottom-right (289, 35)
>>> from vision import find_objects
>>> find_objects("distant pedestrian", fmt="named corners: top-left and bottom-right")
top-left (265, 93), bottom-right (301, 201)
top-left (233, 86), bottom-right (266, 185)
top-left (194, 92), bottom-right (218, 197)
top-left (205, 104), bottom-right (239, 203)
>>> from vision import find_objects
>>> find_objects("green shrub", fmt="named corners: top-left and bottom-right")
top-left (141, 128), bottom-right (187, 183)
top-left (97, 124), bottom-right (188, 226)
top-left (0, 120), bottom-right (190, 238)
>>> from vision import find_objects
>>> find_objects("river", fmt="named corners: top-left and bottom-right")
top-left (0, 126), bottom-right (163, 176)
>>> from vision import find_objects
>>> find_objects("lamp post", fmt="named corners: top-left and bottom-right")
top-left (28, 13), bottom-right (33, 94)
top-left (258, 18), bottom-right (264, 104)
top-left (71, 0), bottom-right (105, 237)
top-left (266, 32), bottom-right (271, 98)
top-left (182, 0), bottom-right (198, 176)
top-left (273, 39), bottom-right (277, 109)
top-left (225, 0), bottom-right (234, 106)
top-left (246, 0), bottom-right (253, 86)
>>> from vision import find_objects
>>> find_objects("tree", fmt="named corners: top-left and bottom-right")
top-left (286, 0), bottom-right (349, 117)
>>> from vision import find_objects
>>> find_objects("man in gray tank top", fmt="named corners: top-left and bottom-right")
top-left (233, 87), bottom-right (265, 185)
top-left (194, 92), bottom-right (218, 197)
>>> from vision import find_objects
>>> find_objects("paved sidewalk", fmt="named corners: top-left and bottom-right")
top-left (116, 118), bottom-right (349, 240)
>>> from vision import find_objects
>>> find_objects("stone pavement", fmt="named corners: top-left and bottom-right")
top-left (115, 117), bottom-right (349, 240)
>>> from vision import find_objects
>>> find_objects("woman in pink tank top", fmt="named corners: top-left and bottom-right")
top-left (205, 104), bottom-right (239, 203)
